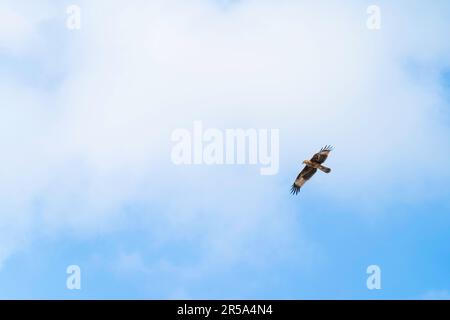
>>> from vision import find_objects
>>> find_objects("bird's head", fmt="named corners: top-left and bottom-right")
top-left (302, 160), bottom-right (309, 165)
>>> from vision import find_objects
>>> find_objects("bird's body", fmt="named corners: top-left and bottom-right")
top-left (291, 146), bottom-right (333, 195)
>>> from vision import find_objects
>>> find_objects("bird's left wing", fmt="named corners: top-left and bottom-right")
top-left (311, 145), bottom-right (333, 164)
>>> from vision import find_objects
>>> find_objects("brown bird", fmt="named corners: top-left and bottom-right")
top-left (291, 146), bottom-right (333, 195)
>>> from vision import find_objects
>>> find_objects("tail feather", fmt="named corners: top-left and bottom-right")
top-left (318, 165), bottom-right (331, 173)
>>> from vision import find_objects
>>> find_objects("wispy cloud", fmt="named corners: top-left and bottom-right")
top-left (0, 0), bottom-right (450, 297)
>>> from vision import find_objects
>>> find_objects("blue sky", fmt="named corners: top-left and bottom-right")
top-left (0, 0), bottom-right (450, 299)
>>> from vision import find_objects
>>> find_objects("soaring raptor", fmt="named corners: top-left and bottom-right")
top-left (291, 146), bottom-right (333, 195)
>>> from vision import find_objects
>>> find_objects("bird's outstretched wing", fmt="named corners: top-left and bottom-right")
top-left (290, 166), bottom-right (317, 195)
top-left (310, 145), bottom-right (333, 164)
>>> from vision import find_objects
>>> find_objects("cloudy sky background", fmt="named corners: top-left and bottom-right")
top-left (0, 0), bottom-right (450, 299)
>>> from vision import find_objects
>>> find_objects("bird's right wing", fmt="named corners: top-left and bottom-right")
top-left (291, 166), bottom-right (317, 195)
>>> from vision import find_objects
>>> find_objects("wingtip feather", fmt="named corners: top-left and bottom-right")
top-left (321, 145), bottom-right (334, 152)
top-left (290, 184), bottom-right (301, 196)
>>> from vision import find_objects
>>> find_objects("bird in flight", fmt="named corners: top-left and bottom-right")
top-left (291, 145), bottom-right (333, 195)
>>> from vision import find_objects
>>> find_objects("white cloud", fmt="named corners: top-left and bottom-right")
top-left (0, 7), bottom-right (33, 52)
top-left (0, 1), bottom-right (57, 53)
top-left (0, 0), bottom-right (450, 282)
